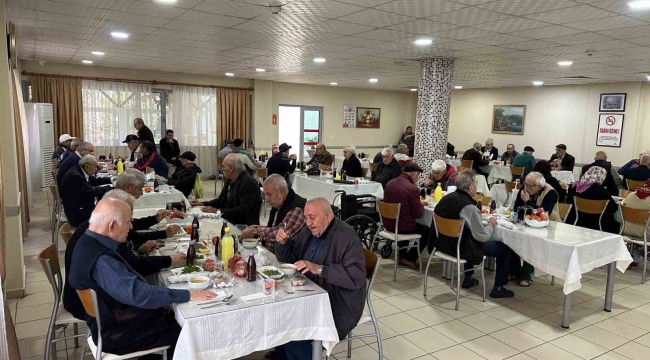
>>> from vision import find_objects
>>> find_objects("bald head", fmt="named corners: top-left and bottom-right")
top-left (641, 154), bottom-right (650, 166)
top-left (595, 151), bottom-right (607, 161)
top-left (304, 197), bottom-right (334, 238)
top-left (88, 198), bottom-right (133, 243)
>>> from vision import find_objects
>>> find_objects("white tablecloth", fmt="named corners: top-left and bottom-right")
top-left (488, 184), bottom-right (518, 208)
top-left (134, 188), bottom-right (190, 210)
top-left (475, 175), bottom-right (490, 195)
top-left (418, 206), bottom-right (435, 227)
top-left (553, 170), bottom-right (575, 184)
top-left (292, 175), bottom-right (384, 204)
top-left (494, 221), bottom-right (633, 294)
top-left (482, 164), bottom-right (513, 184)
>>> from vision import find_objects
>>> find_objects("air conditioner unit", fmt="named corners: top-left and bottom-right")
top-left (24, 103), bottom-right (54, 191)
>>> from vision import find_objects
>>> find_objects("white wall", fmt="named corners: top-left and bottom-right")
top-left (448, 82), bottom-right (648, 166)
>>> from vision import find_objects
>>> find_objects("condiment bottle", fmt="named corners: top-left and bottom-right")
top-left (186, 242), bottom-right (196, 266)
top-left (117, 159), bottom-right (124, 175)
top-left (220, 227), bottom-right (234, 270)
top-left (191, 215), bottom-right (200, 243)
top-left (476, 199), bottom-right (483, 211)
top-left (154, 178), bottom-right (159, 192)
top-left (434, 183), bottom-right (443, 203)
top-left (246, 253), bottom-right (256, 282)
top-left (489, 199), bottom-right (497, 214)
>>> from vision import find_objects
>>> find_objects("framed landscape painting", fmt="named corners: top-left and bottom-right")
top-left (492, 105), bottom-right (525, 135)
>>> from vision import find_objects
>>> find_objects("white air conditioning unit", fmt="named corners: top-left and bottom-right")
top-left (24, 103), bottom-right (55, 191)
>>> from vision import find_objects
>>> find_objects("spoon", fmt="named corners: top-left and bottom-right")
top-left (200, 298), bottom-right (237, 309)
top-left (285, 289), bottom-right (315, 294)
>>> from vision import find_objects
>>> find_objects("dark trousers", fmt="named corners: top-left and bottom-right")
top-left (511, 254), bottom-right (535, 281)
top-left (398, 223), bottom-right (430, 263)
top-left (105, 313), bottom-right (180, 358)
top-left (464, 241), bottom-right (512, 288)
top-left (276, 340), bottom-right (313, 360)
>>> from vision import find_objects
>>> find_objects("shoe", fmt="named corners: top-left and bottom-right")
top-left (490, 286), bottom-right (515, 298)
top-left (264, 351), bottom-right (288, 360)
top-left (462, 278), bottom-right (479, 289)
top-left (630, 262), bottom-right (639, 269)
top-left (399, 258), bottom-right (418, 270)
top-left (519, 279), bottom-right (532, 287)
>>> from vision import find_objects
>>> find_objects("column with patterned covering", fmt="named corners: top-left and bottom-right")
top-left (414, 58), bottom-right (455, 180)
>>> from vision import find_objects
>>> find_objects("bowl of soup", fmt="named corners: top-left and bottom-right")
top-left (187, 275), bottom-right (211, 290)
top-left (242, 238), bottom-right (258, 249)
top-left (279, 263), bottom-right (296, 276)
top-left (159, 245), bottom-right (177, 256)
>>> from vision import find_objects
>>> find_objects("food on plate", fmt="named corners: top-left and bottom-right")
top-left (197, 248), bottom-right (210, 254)
top-left (144, 186), bottom-right (152, 193)
top-left (190, 277), bottom-right (207, 284)
top-left (279, 264), bottom-right (294, 270)
top-left (228, 254), bottom-right (244, 271)
top-left (197, 254), bottom-right (204, 260)
top-left (169, 210), bottom-right (185, 219)
top-left (481, 209), bottom-right (489, 214)
top-left (202, 259), bottom-right (214, 272)
top-left (262, 269), bottom-right (282, 277)
top-left (233, 259), bottom-right (247, 278)
top-left (185, 225), bottom-right (193, 234)
top-left (525, 215), bottom-right (531, 220)
top-left (180, 265), bottom-right (202, 274)
top-left (540, 212), bottom-right (549, 221)
top-left (531, 215), bottom-right (540, 221)
top-left (291, 273), bottom-right (307, 286)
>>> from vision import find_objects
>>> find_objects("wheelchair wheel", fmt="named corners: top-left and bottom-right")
top-left (380, 243), bottom-right (393, 259)
top-left (345, 215), bottom-right (378, 250)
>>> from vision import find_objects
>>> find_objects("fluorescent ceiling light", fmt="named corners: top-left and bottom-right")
top-left (414, 38), bottom-right (433, 46)
top-left (454, 85), bottom-right (463, 89)
top-left (155, 0), bottom-right (177, 3)
top-left (313, 57), bottom-right (326, 63)
top-left (533, 81), bottom-right (544, 86)
top-left (225, 72), bottom-right (234, 77)
top-left (629, 1), bottom-right (650, 9)
top-left (410, 88), bottom-right (417, 92)
top-left (330, 82), bottom-right (337, 86)
top-left (369, 78), bottom-right (378, 83)
top-left (558, 61), bottom-right (573, 66)
top-left (82, 60), bottom-right (93, 64)
top-left (111, 32), bottom-right (129, 39)
top-left (91, 51), bottom-right (104, 56)
top-left (255, 68), bottom-right (266, 72)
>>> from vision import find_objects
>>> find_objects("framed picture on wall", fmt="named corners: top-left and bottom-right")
top-left (356, 107), bottom-right (381, 128)
top-left (599, 93), bottom-right (626, 112)
top-left (492, 105), bottom-right (525, 135)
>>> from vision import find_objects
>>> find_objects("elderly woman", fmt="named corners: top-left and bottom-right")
top-left (565, 166), bottom-right (620, 233)
top-left (135, 140), bottom-right (169, 178)
top-left (423, 160), bottom-right (457, 191)
top-left (623, 179), bottom-right (650, 238)
top-left (533, 160), bottom-right (567, 203)
top-left (159, 151), bottom-right (202, 197)
top-left (341, 145), bottom-right (362, 178)
top-left (399, 126), bottom-right (415, 157)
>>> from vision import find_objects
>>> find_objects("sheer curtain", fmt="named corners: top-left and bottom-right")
top-left (169, 85), bottom-right (217, 176)
top-left (82, 80), bottom-right (154, 158)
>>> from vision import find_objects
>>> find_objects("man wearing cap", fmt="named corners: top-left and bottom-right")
top-left (53, 134), bottom-right (74, 167)
top-left (382, 162), bottom-right (429, 269)
top-left (122, 134), bottom-right (141, 163)
top-left (266, 143), bottom-right (297, 184)
top-left (550, 144), bottom-right (575, 172)
top-left (133, 118), bottom-right (156, 146)
top-left (513, 146), bottom-right (537, 180)
top-left (159, 151), bottom-right (202, 197)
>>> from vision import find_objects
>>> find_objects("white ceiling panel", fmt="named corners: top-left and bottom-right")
top-left (565, 15), bottom-right (647, 31)
top-left (309, 19), bottom-right (375, 36)
top-left (110, 0), bottom-right (187, 18)
top-left (587, 0), bottom-right (650, 15)
top-left (162, 19), bottom-right (226, 34)
top-left (178, 10), bottom-right (248, 27)
top-left (326, 36), bottom-right (384, 47)
top-left (37, 0), bottom-right (108, 18)
top-left (471, 17), bottom-right (550, 32)
top-left (544, 31), bottom-right (615, 44)
top-left (337, 9), bottom-right (415, 27)
top-left (216, 28), bottom-right (273, 41)
top-left (193, 0), bottom-right (268, 18)
top-left (375, 0), bottom-right (467, 17)
top-left (467, 34), bottom-right (533, 45)
top-left (385, 19), bottom-right (459, 34)
top-left (434, 27), bottom-right (498, 40)
top-left (37, 11), bottom-right (102, 27)
top-left (524, 4), bottom-right (615, 24)
top-left (428, 7), bottom-right (512, 26)
top-left (596, 24), bottom-right (650, 39)
top-left (282, 0), bottom-right (365, 18)
top-left (478, 0), bottom-right (581, 16)
top-left (515, 25), bottom-right (585, 38)
top-left (354, 29), bottom-right (417, 41)
top-left (328, 0), bottom-right (392, 6)
top-left (500, 39), bottom-right (559, 50)
top-left (102, 10), bottom-right (171, 27)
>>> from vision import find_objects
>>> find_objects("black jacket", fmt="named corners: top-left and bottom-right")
top-left (371, 158), bottom-right (401, 188)
top-left (265, 189), bottom-right (307, 250)
top-left (204, 172), bottom-right (262, 226)
top-left (544, 174), bottom-right (567, 203)
top-left (446, 143), bottom-right (455, 157)
top-left (550, 153), bottom-right (576, 172)
top-left (266, 152), bottom-right (296, 183)
top-left (565, 185), bottom-right (620, 233)
top-left (480, 146), bottom-right (499, 161)
top-left (623, 166), bottom-right (650, 188)
top-left (433, 190), bottom-right (484, 265)
top-left (138, 125), bottom-right (156, 146)
top-left (462, 148), bottom-right (490, 175)
top-left (341, 155), bottom-right (363, 178)
top-left (168, 164), bottom-right (202, 197)
top-left (57, 152), bottom-right (81, 186)
top-left (158, 138), bottom-right (180, 163)
top-left (581, 160), bottom-right (619, 196)
top-left (61, 166), bottom-right (112, 227)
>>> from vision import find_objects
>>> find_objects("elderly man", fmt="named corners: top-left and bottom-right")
top-left (372, 147), bottom-right (402, 188)
top-left (433, 171), bottom-right (514, 298)
top-left (394, 144), bottom-right (411, 164)
top-left (60, 138), bottom-right (83, 165)
top-left (267, 143), bottom-right (297, 183)
top-left (513, 146), bottom-right (536, 180)
top-left (159, 151), bottom-right (202, 197)
top-left (191, 154), bottom-right (262, 225)
top-left (240, 174), bottom-right (306, 252)
top-left (462, 142), bottom-right (490, 177)
top-left (53, 134), bottom-right (74, 167)
top-left (581, 151), bottom-right (620, 196)
top-left (423, 160), bottom-right (457, 191)
top-left (58, 141), bottom-right (95, 186)
top-left (619, 150), bottom-right (650, 176)
top-left (133, 117), bottom-right (155, 145)
top-left (159, 129), bottom-right (181, 167)
top-left (373, 144), bottom-right (393, 164)
top-left (305, 143), bottom-right (335, 169)
top-left (481, 138), bottom-right (499, 161)
top-left (623, 154), bottom-right (650, 187)
top-left (68, 198), bottom-right (215, 357)
top-left (218, 139), bottom-right (234, 159)
top-left (231, 138), bottom-right (256, 162)
top-left (383, 163), bottom-right (429, 269)
top-left (122, 134), bottom-right (141, 163)
top-left (501, 144), bottom-right (519, 165)
top-left (273, 197), bottom-right (366, 359)
top-left (64, 189), bottom-right (184, 320)
top-left (550, 144), bottom-right (575, 172)
top-left (512, 172), bottom-right (561, 286)
top-left (341, 145), bottom-right (363, 178)
top-left (61, 155), bottom-right (112, 227)
top-left (135, 141), bottom-right (168, 177)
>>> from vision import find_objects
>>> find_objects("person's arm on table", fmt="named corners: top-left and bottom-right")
top-left (459, 205), bottom-right (495, 242)
top-left (116, 245), bottom-right (172, 277)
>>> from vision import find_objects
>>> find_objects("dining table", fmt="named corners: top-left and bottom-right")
top-left (291, 173), bottom-right (384, 204)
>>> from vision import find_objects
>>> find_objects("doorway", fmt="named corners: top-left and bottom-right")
top-left (278, 105), bottom-right (323, 160)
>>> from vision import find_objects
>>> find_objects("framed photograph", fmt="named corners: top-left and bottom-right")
top-left (599, 93), bottom-right (626, 112)
top-left (492, 105), bottom-right (525, 135)
top-left (596, 113), bottom-right (624, 147)
top-left (356, 107), bottom-right (381, 129)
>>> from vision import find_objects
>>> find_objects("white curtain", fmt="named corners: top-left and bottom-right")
top-left (82, 80), bottom-right (154, 158)
top-left (169, 85), bottom-right (217, 176)
top-left (13, 70), bottom-right (33, 209)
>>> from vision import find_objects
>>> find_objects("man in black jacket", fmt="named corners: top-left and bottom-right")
top-left (134, 117), bottom-right (156, 145)
top-left (462, 142), bottom-right (490, 177)
top-left (61, 155), bottom-right (112, 227)
top-left (266, 143), bottom-right (297, 184)
top-left (160, 151), bottom-right (202, 197)
top-left (57, 141), bottom-right (94, 187)
top-left (623, 154), bottom-right (650, 188)
top-left (550, 144), bottom-right (576, 172)
top-left (371, 147), bottom-right (402, 188)
top-left (480, 138), bottom-right (499, 161)
top-left (581, 151), bottom-right (620, 196)
top-left (159, 129), bottom-right (181, 167)
top-left (191, 154), bottom-right (262, 225)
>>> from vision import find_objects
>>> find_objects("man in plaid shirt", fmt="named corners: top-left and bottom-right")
top-left (240, 174), bottom-right (307, 252)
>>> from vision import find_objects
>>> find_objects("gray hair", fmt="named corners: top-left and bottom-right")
top-left (89, 198), bottom-right (128, 226)
top-left (455, 171), bottom-right (475, 191)
top-left (641, 154), bottom-right (650, 166)
top-left (134, 117), bottom-right (144, 125)
top-left (432, 160), bottom-right (447, 172)
top-left (71, 138), bottom-right (84, 147)
top-left (223, 153), bottom-right (245, 174)
top-left (116, 168), bottom-right (147, 189)
top-left (485, 138), bottom-right (494, 145)
top-left (381, 147), bottom-right (394, 156)
top-left (305, 197), bottom-right (333, 215)
top-left (77, 141), bottom-right (93, 151)
top-left (263, 174), bottom-right (288, 190)
top-left (104, 189), bottom-right (136, 205)
top-left (79, 154), bottom-right (97, 167)
top-left (345, 145), bottom-right (356, 155)
top-left (527, 172), bottom-right (546, 187)
top-left (473, 142), bottom-right (481, 150)
top-left (643, 150), bottom-right (650, 156)
top-left (397, 144), bottom-right (408, 153)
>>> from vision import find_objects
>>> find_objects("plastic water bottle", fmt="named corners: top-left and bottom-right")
top-left (434, 183), bottom-right (443, 203)
top-left (117, 159), bottom-right (124, 174)
top-left (220, 227), bottom-right (234, 270)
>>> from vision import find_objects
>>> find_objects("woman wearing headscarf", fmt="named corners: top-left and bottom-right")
top-left (398, 126), bottom-right (415, 157)
top-left (533, 160), bottom-right (567, 203)
top-left (565, 166), bottom-right (620, 233)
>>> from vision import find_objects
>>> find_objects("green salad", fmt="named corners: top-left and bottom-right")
top-left (181, 265), bottom-right (202, 274)
top-left (263, 269), bottom-right (282, 277)
top-left (197, 255), bottom-right (204, 260)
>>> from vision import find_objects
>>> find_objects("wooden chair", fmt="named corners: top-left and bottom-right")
top-left (146, 167), bottom-right (153, 174)
top-left (458, 167), bottom-right (471, 173)
top-left (509, 165), bottom-right (524, 180)
top-left (49, 184), bottom-right (67, 248)
top-left (59, 224), bottom-right (73, 246)
top-left (369, 162), bottom-right (379, 173)
top-left (215, 157), bottom-right (225, 194)
top-left (627, 179), bottom-right (645, 191)
top-left (573, 197), bottom-right (609, 231)
top-left (619, 205), bottom-right (650, 283)
top-left (472, 195), bottom-right (492, 207)
top-left (361, 167), bottom-right (369, 178)
top-left (621, 189), bottom-right (631, 198)
top-left (372, 201), bottom-right (422, 281)
top-left (51, 158), bottom-right (57, 168)
top-left (76, 289), bottom-right (169, 360)
top-left (318, 163), bottom-right (330, 172)
top-left (425, 214), bottom-right (486, 310)
top-left (557, 203), bottom-right (573, 223)
top-left (38, 245), bottom-right (86, 360)
top-left (505, 181), bottom-right (521, 204)
top-left (460, 159), bottom-right (473, 169)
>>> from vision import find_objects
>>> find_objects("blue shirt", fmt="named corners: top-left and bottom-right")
top-left (87, 230), bottom-right (190, 309)
top-left (302, 222), bottom-right (333, 280)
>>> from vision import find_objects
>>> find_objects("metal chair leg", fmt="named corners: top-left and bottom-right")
top-left (455, 261), bottom-right (461, 311)
top-left (551, 276), bottom-right (555, 286)
top-left (347, 334), bottom-right (352, 358)
top-left (481, 263), bottom-right (486, 302)
top-left (643, 242), bottom-right (647, 284)
top-left (73, 323), bottom-right (79, 348)
top-left (393, 240), bottom-right (398, 282)
top-left (77, 330), bottom-right (90, 360)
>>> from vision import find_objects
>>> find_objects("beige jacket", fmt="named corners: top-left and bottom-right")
top-left (622, 193), bottom-right (650, 239)
top-left (537, 184), bottom-right (562, 222)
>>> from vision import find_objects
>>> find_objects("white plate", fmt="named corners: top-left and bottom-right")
top-left (259, 266), bottom-right (284, 279)
top-left (525, 219), bottom-right (549, 228)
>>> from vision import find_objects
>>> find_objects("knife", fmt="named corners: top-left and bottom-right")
top-left (200, 299), bottom-right (237, 309)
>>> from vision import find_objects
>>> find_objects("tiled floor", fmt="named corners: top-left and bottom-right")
top-left (11, 181), bottom-right (650, 360)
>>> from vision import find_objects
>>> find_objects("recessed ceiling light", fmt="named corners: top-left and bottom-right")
top-left (410, 88), bottom-right (417, 92)
top-left (313, 57), bottom-right (326, 63)
top-left (414, 38), bottom-right (433, 46)
top-left (225, 72), bottom-right (234, 77)
top-left (330, 82), bottom-right (337, 86)
top-left (91, 51), bottom-right (104, 56)
top-left (255, 68), bottom-right (266, 72)
top-left (533, 81), bottom-right (544, 86)
top-left (111, 32), bottom-right (129, 39)
top-left (369, 78), bottom-right (378, 83)
top-left (82, 60), bottom-right (93, 64)
top-left (629, 1), bottom-right (650, 9)
top-left (155, 0), bottom-right (177, 3)
top-left (646, 74), bottom-right (650, 81)
top-left (455, 85), bottom-right (463, 89)
top-left (558, 61), bottom-right (573, 66)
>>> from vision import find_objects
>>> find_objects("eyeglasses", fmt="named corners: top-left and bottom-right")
top-left (524, 182), bottom-right (538, 188)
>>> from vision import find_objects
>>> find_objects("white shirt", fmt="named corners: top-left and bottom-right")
top-left (394, 153), bottom-right (411, 162)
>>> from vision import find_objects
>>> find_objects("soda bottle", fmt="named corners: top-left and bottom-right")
top-left (192, 213), bottom-right (200, 230)
top-left (246, 253), bottom-right (257, 282)
top-left (186, 242), bottom-right (196, 266)
top-left (342, 170), bottom-right (347, 181)
top-left (476, 199), bottom-right (482, 211)
top-left (154, 178), bottom-right (159, 192)
top-left (221, 222), bottom-right (227, 238)
top-left (489, 199), bottom-right (497, 214)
